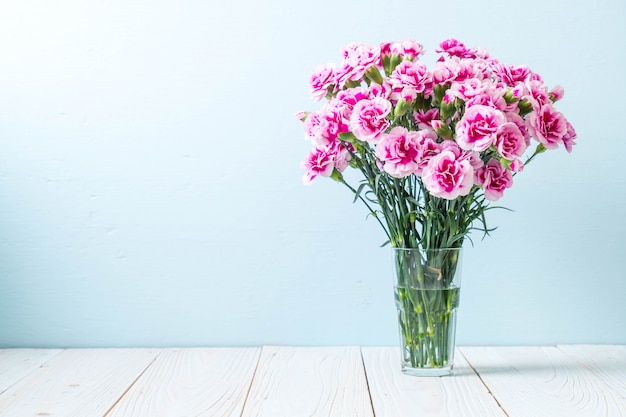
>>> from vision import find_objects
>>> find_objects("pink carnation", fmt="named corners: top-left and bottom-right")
top-left (380, 39), bottom-right (425, 61)
top-left (495, 122), bottom-right (527, 160)
top-left (526, 104), bottom-right (568, 149)
top-left (562, 120), bottom-right (577, 153)
top-left (369, 81), bottom-right (392, 99)
top-left (301, 142), bottom-right (351, 184)
top-left (375, 127), bottom-right (422, 178)
top-left (436, 39), bottom-right (477, 59)
top-left (490, 62), bottom-right (532, 86)
top-left (397, 39), bottom-right (425, 60)
top-left (337, 43), bottom-right (380, 86)
top-left (510, 159), bottom-right (525, 173)
top-left (309, 65), bottom-right (336, 101)
top-left (349, 97), bottom-right (392, 143)
top-left (414, 130), bottom-right (442, 175)
top-left (414, 108), bottom-right (440, 130)
top-left (335, 87), bottom-right (372, 119)
top-left (433, 57), bottom-right (484, 84)
top-left (549, 85), bottom-right (565, 102)
top-left (475, 159), bottom-right (513, 201)
top-left (448, 78), bottom-right (488, 101)
top-left (389, 61), bottom-right (433, 102)
top-left (505, 112), bottom-right (531, 146)
top-left (303, 104), bottom-right (349, 148)
top-left (432, 59), bottom-right (456, 84)
top-left (422, 148), bottom-right (474, 200)
top-left (524, 80), bottom-right (552, 110)
top-left (455, 105), bottom-right (507, 151)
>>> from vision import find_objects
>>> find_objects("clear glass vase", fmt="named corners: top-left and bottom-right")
top-left (393, 247), bottom-right (462, 376)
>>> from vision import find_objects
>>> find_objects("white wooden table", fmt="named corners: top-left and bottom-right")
top-left (0, 345), bottom-right (623, 416)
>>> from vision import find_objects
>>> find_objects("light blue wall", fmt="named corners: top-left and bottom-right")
top-left (0, 0), bottom-right (624, 348)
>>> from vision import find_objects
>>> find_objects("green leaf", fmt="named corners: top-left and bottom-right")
top-left (338, 132), bottom-right (357, 143)
top-left (352, 183), bottom-right (366, 203)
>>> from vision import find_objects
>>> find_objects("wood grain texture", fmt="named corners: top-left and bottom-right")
top-left (0, 348), bottom-right (160, 417)
top-left (557, 345), bottom-right (626, 406)
top-left (0, 349), bottom-right (62, 394)
top-left (240, 346), bottom-right (373, 417)
top-left (361, 347), bottom-right (506, 417)
top-left (106, 347), bottom-right (260, 417)
top-left (461, 346), bottom-right (626, 417)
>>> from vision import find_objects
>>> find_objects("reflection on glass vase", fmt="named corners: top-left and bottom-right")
top-left (393, 247), bottom-right (462, 376)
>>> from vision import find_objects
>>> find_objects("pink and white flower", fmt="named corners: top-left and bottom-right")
top-left (335, 87), bottom-right (371, 119)
top-left (465, 92), bottom-right (508, 112)
top-left (490, 62), bottom-right (532, 86)
top-left (436, 39), bottom-right (476, 59)
top-left (495, 122), bottom-right (527, 160)
top-left (375, 127), bottom-right (422, 178)
top-left (349, 97), bottom-right (392, 143)
top-left (414, 130), bottom-right (442, 175)
top-left (303, 104), bottom-right (348, 148)
top-left (389, 61), bottom-right (433, 102)
top-left (455, 105), bottom-right (507, 151)
top-left (309, 64), bottom-right (337, 101)
top-left (301, 142), bottom-right (351, 184)
top-left (524, 80), bottom-right (552, 110)
top-left (300, 38), bottom-right (576, 228)
top-left (337, 43), bottom-right (380, 86)
top-left (562, 120), bottom-right (577, 153)
top-left (447, 78), bottom-right (488, 101)
top-left (433, 57), bottom-right (484, 84)
top-left (505, 111), bottom-right (531, 146)
top-left (369, 81), bottom-right (392, 99)
top-left (380, 39), bottom-right (425, 61)
top-left (301, 147), bottom-right (334, 184)
top-left (422, 147), bottom-right (474, 200)
top-left (526, 103), bottom-right (568, 149)
top-left (414, 108), bottom-right (440, 130)
top-left (510, 159), bottom-right (525, 173)
top-left (475, 159), bottom-right (513, 201)
top-left (549, 85), bottom-right (565, 102)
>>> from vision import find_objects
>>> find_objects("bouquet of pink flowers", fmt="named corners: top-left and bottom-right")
top-left (298, 39), bottom-right (576, 373)
top-left (299, 38), bottom-right (576, 250)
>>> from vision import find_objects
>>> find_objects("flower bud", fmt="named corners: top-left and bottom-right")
top-left (330, 169), bottom-right (344, 182)
top-left (503, 89), bottom-right (518, 104)
top-left (517, 99), bottom-right (533, 116)
top-left (389, 54), bottom-right (402, 74)
top-left (365, 66), bottom-right (383, 85)
top-left (394, 98), bottom-right (410, 118)
top-left (549, 85), bottom-right (565, 102)
top-left (510, 159), bottom-right (524, 172)
top-left (431, 120), bottom-right (453, 139)
top-left (433, 84), bottom-right (447, 107)
top-left (440, 100), bottom-right (456, 120)
top-left (345, 79), bottom-right (361, 89)
top-left (296, 111), bottom-right (310, 122)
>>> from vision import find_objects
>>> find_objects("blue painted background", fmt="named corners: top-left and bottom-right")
top-left (1, 0), bottom-right (624, 347)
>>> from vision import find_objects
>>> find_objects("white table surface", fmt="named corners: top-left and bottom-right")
top-left (0, 345), bottom-right (624, 416)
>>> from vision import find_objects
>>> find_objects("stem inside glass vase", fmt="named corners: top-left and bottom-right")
top-left (393, 247), bottom-right (462, 376)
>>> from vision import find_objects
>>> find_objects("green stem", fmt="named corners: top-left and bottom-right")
top-left (339, 178), bottom-right (391, 242)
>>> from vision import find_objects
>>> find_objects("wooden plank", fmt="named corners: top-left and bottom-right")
top-left (240, 346), bottom-right (373, 417)
top-left (557, 345), bottom-right (626, 400)
top-left (0, 348), bottom-right (160, 417)
top-left (106, 347), bottom-right (260, 417)
top-left (0, 349), bottom-right (63, 394)
top-left (361, 347), bottom-right (506, 417)
top-left (461, 346), bottom-right (626, 417)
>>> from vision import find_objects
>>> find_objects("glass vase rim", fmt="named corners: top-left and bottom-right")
top-left (392, 247), bottom-right (463, 252)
